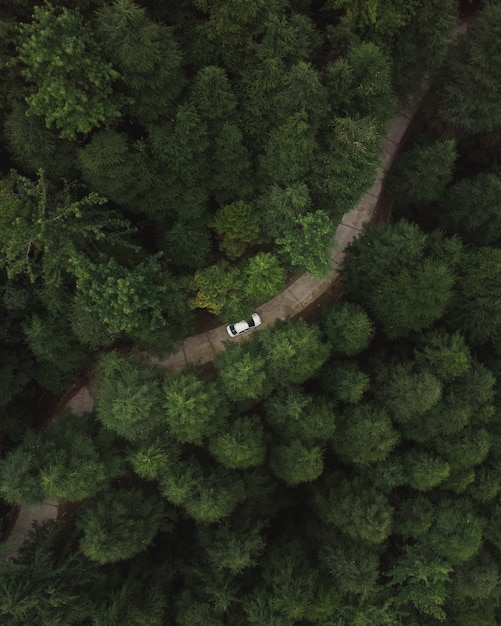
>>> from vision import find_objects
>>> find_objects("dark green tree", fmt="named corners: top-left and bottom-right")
top-left (389, 138), bottom-right (457, 209)
top-left (0, 521), bottom-right (101, 625)
top-left (333, 403), bottom-right (399, 466)
top-left (270, 439), bottom-right (324, 486)
top-left (77, 486), bottom-right (168, 564)
top-left (323, 302), bottom-right (374, 356)
top-left (319, 361), bottom-right (371, 404)
top-left (437, 3), bottom-right (501, 134)
top-left (208, 416), bottom-right (266, 469)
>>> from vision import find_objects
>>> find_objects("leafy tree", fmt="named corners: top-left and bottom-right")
top-left (77, 486), bottom-right (168, 564)
top-left (270, 439), bottom-right (324, 486)
top-left (39, 416), bottom-right (124, 502)
top-left (312, 115), bottom-right (381, 218)
top-left (258, 182), bottom-right (311, 241)
top-left (215, 344), bottom-right (270, 401)
top-left (387, 544), bottom-right (452, 621)
top-left (94, 352), bottom-right (164, 441)
top-left (0, 430), bottom-right (46, 504)
top-left (404, 448), bottom-right (450, 491)
top-left (427, 498), bottom-right (484, 565)
top-left (197, 517), bottom-right (266, 574)
top-left (438, 172), bottom-right (501, 246)
top-left (265, 387), bottom-right (336, 443)
top-left (389, 138), bottom-right (457, 208)
top-left (244, 252), bottom-right (285, 304)
top-left (327, 0), bottom-right (417, 47)
top-left (394, 494), bottom-right (435, 539)
top-left (319, 361), bottom-right (371, 404)
top-left (4, 101), bottom-right (78, 177)
top-left (314, 473), bottom-right (394, 544)
top-left (342, 220), bottom-right (458, 338)
top-left (275, 210), bottom-right (335, 277)
top-left (323, 302), bottom-right (374, 356)
top-left (448, 247), bottom-right (501, 345)
top-left (259, 320), bottom-right (331, 386)
top-left (78, 130), bottom-right (155, 212)
top-left (333, 403), bottom-right (399, 465)
top-left (16, 3), bottom-right (123, 138)
top-left (160, 457), bottom-right (246, 522)
top-left (324, 41), bottom-right (394, 123)
top-left (208, 416), bottom-right (266, 469)
top-left (260, 112), bottom-right (317, 187)
top-left (128, 436), bottom-right (181, 482)
top-left (437, 3), bottom-right (501, 134)
top-left (209, 122), bottom-right (253, 203)
top-left (273, 61), bottom-right (329, 128)
top-left (71, 253), bottom-right (185, 344)
top-left (375, 362), bottom-right (442, 423)
top-left (190, 262), bottom-right (242, 315)
top-left (163, 372), bottom-right (225, 445)
top-left (210, 200), bottom-right (261, 259)
top-left (451, 549), bottom-right (499, 601)
top-left (164, 218), bottom-right (214, 271)
top-left (0, 521), bottom-right (101, 625)
top-left (392, 0), bottom-right (457, 96)
top-left (96, 0), bottom-right (184, 123)
top-left (414, 329), bottom-right (471, 382)
top-left (320, 536), bottom-right (381, 598)
top-left (190, 65), bottom-right (237, 128)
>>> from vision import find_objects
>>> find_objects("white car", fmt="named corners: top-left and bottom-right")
top-left (226, 313), bottom-right (262, 337)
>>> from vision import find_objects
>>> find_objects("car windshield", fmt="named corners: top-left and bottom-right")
top-left (248, 318), bottom-right (256, 327)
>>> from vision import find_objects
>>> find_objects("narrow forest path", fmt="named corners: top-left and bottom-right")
top-left (4, 18), bottom-right (471, 555)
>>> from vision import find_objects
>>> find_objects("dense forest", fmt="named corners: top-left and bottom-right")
top-left (2, 0), bottom-right (501, 624)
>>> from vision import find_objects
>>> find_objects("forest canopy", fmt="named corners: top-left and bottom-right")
top-left (4, 1), bottom-right (501, 625)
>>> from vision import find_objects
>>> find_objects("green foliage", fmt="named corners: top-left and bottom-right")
top-left (276, 210), bottom-right (334, 277)
top-left (94, 352), bottom-right (164, 441)
top-left (375, 362), bottom-right (442, 423)
top-left (314, 473), bottom-right (393, 544)
top-left (128, 437), bottom-right (181, 482)
top-left (163, 372), bottom-right (225, 445)
top-left (197, 518), bottom-right (266, 574)
top-left (209, 416), bottom-right (266, 469)
top-left (448, 247), bottom-right (501, 345)
top-left (438, 3), bottom-right (501, 133)
top-left (388, 138), bottom-right (457, 208)
top-left (190, 262), bottom-right (242, 315)
top-left (320, 537), bottom-right (380, 597)
top-left (427, 498), bottom-right (484, 565)
top-left (0, 430), bottom-right (45, 504)
top-left (96, 0), bottom-right (184, 123)
top-left (414, 330), bottom-right (471, 382)
top-left (215, 344), bottom-right (270, 401)
top-left (438, 172), bottom-right (501, 246)
top-left (17, 3), bottom-right (123, 138)
top-left (451, 550), bottom-right (499, 601)
top-left (404, 449), bottom-right (450, 491)
top-left (265, 387), bottom-right (336, 443)
top-left (333, 403), bottom-right (400, 465)
top-left (324, 41), bottom-right (395, 122)
top-left (77, 486), bottom-right (167, 564)
top-left (388, 544), bottom-right (452, 620)
top-left (342, 220), bottom-right (457, 338)
top-left (319, 361), bottom-right (371, 404)
top-left (71, 254), bottom-right (169, 338)
top-left (258, 182), bottom-right (311, 241)
top-left (210, 200), bottom-right (261, 259)
top-left (258, 320), bottom-right (331, 386)
top-left (323, 302), bottom-right (374, 356)
top-left (0, 521), bottom-right (101, 625)
top-left (392, 0), bottom-right (457, 96)
top-left (244, 253), bottom-right (285, 304)
top-left (270, 439), bottom-right (324, 485)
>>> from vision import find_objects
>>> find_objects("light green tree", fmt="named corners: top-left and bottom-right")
top-left (17, 3), bottom-right (123, 138)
